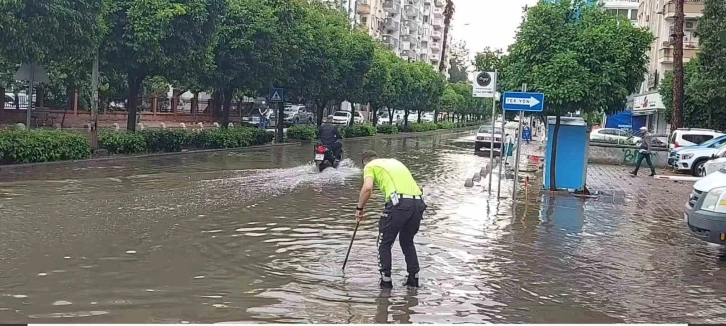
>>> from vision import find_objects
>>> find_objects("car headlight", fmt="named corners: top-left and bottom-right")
top-left (700, 187), bottom-right (726, 213)
top-left (682, 153), bottom-right (694, 160)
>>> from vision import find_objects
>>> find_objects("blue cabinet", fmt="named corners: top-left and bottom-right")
top-left (543, 116), bottom-right (588, 191)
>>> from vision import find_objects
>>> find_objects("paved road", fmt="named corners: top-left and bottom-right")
top-left (0, 130), bottom-right (724, 323)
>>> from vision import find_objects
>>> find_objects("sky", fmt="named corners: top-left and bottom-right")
top-left (450, 0), bottom-right (539, 63)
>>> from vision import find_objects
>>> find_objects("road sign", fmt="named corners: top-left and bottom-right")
top-left (502, 91), bottom-right (545, 112)
top-left (472, 71), bottom-right (496, 98)
top-left (14, 63), bottom-right (50, 84)
top-left (269, 87), bottom-right (284, 102)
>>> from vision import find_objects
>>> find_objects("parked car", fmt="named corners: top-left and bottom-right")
top-left (475, 125), bottom-right (504, 151)
top-left (704, 146), bottom-right (726, 176)
top-left (673, 143), bottom-right (726, 177)
top-left (668, 135), bottom-right (726, 167)
top-left (353, 111), bottom-right (365, 124)
top-left (685, 167), bottom-right (726, 245)
top-left (589, 128), bottom-right (641, 145)
top-left (668, 128), bottom-right (724, 149)
top-left (421, 113), bottom-right (435, 123)
top-left (331, 111), bottom-right (351, 125)
top-left (286, 105), bottom-right (314, 124)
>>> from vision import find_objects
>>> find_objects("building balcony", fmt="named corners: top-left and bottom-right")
top-left (662, 0), bottom-right (704, 19)
top-left (431, 30), bottom-right (442, 40)
top-left (403, 5), bottom-right (420, 18)
top-left (424, 0), bottom-right (431, 4)
top-left (356, 1), bottom-right (371, 14)
top-left (435, 0), bottom-right (445, 7)
top-left (658, 43), bottom-right (699, 64)
top-left (384, 17), bottom-right (400, 31)
top-left (383, 0), bottom-right (401, 13)
top-left (432, 18), bottom-right (444, 29)
top-left (433, 6), bottom-right (444, 17)
top-left (383, 36), bottom-right (400, 50)
top-left (401, 50), bottom-right (417, 59)
top-left (430, 41), bottom-right (441, 52)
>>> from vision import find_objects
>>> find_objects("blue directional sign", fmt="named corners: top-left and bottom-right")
top-left (268, 87), bottom-right (284, 102)
top-left (502, 91), bottom-right (545, 112)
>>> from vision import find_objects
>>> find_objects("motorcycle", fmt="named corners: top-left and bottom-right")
top-left (314, 142), bottom-right (341, 172)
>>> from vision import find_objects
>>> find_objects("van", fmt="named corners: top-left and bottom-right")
top-left (669, 128), bottom-right (724, 150)
top-left (685, 167), bottom-right (726, 244)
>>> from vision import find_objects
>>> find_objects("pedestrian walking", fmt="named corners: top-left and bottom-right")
top-left (355, 150), bottom-right (426, 289)
top-left (630, 126), bottom-right (656, 177)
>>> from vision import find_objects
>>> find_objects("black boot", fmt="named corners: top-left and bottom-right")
top-left (650, 170), bottom-right (656, 177)
top-left (380, 274), bottom-right (393, 289)
top-left (403, 274), bottom-right (419, 288)
top-left (630, 171), bottom-right (637, 177)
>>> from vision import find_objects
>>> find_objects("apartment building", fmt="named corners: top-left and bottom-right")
top-left (356, 0), bottom-right (450, 75)
top-left (629, 0), bottom-right (704, 133)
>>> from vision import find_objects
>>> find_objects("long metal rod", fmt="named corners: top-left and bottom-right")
top-left (488, 69), bottom-right (498, 193)
top-left (497, 102), bottom-right (505, 198)
top-left (26, 64), bottom-right (35, 128)
top-left (342, 221), bottom-right (360, 270)
top-left (512, 83), bottom-right (527, 200)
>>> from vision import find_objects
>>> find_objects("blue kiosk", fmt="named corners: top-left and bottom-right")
top-left (543, 116), bottom-right (588, 191)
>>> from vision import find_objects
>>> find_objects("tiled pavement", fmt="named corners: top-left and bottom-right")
top-left (518, 140), bottom-right (693, 220)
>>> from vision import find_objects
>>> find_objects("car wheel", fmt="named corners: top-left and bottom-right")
top-left (693, 160), bottom-right (707, 177)
top-left (475, 143), bottom-right (482, 152)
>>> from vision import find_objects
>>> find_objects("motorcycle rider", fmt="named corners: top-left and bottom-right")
top-left (318, 115), bottom-right (343, 160)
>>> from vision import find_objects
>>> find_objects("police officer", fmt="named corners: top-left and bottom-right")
top-left (355, 150), bottom-right (426, 288)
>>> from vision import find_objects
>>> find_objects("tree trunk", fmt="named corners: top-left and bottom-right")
top-left (404, 108), bottom-right (410, 128)
top-left (192, 91), bottom-right (199, 114)
top-left (372, 105), bottom-right (378, 125)
top-left (35, 86), bottom-right (44, 108)
top-left (388, 108), bottom-right (394, 124)
top-left (349, 102), bottom-right (356, 126)
top-left (316, 99), bottom-right (326, 126)
top-left (221, 88), bottom-right (233, 129)
top-left (439, 0), bottom-right (454, 73)
top-left (0, 86), bottom-right (4, 116)
top-left (434, 108), bottom-right (439, 123)
top-left (671, 0), bottom-right (685, 130)
top-left (126, 74), bottom-right (143, 131)
top-left (417, 109), bottom-right (423, 123)
top-left (549, 115), bottom-right (561, 191)
top-left (275, 102), bottom-right (284, 143)
top-left (211, 91), bottom-right (223, 120)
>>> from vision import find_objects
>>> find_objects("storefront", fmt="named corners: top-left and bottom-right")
top-left (632, 92), bottom-right (669, 134)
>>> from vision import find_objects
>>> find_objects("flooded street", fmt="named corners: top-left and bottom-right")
top-left (2, 131), bottom-right (726, 323)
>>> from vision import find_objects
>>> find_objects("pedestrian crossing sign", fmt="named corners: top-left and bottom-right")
top-left (269, 87), bottom-right (284, 102)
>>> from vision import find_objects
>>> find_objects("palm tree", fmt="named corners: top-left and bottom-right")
top-left (438, 0), bottom-right (455, 73)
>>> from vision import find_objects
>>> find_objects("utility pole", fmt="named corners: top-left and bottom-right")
top-left (671, 0), bottom-right (685, 130)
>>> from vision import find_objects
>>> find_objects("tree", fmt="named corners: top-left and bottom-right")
top-left (447, 41), bottom-right (469, 83)
top-left (439, 0), bottom-right (455, 74)
top-left (102, 0), bottom-right (226, 131)
top-left (361, 46), bottom-right (396, 125)
top-left (0, 0), bottom-right (104, 111)
top-left (212, 0), bottom-right (281, 129)
top-left (503, 0), bottom-right (652, 190)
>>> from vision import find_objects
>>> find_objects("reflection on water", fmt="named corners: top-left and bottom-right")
top-left (1, 131), bottom-right (726, 323)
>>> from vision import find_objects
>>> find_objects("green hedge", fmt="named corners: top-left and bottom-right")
top-left (436, 120), bottom-right (456, 129)
top-left (376, 124), bottom-right (399, 134)
top-left (287, 124), bottom-right (317, 140)
top-left (341, 124), bottom-right (377, 138)
top-left (100, 127), bottom-right (273, 155)
top-left (0, 129), bottom-right (91, 164)
top-left (401, 122), bottom-right (439, 133)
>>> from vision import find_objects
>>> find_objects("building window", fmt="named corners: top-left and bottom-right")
top-left (617, 9), bottom-right (628, 17)
top-left (630, 9), bottom-right (637, 21)
top-left (361, 16), bottom-right (368, 24)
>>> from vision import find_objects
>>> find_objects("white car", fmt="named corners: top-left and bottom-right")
top-left (704, 146), bottom-right (726, 176)
top-left (684, 167), bottom-right (726, 245)
top-left (673, 143), bottom-right (726, 177)
top-left (331, 111), bottom-right (352, 125)
top-left (668, 128), bottom-right (724, 149)
top-left (589, 128), bottom-right (641, 145)
top-left (421, 113), bottom-right (434, 123)
top-left (475, 125), bottom-right (504, 151)
top-left (353, 111), bottom-right (365, 124)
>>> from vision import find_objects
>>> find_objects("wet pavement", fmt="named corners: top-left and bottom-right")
top-left (1, 130), bottom-right (726, 323)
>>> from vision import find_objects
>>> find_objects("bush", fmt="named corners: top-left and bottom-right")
top-left (0, 129), bottom-right (91, 164)
top-left (436, 121), bottom-right (456, 129)
top-left (341, 124), bottom-right (377, 138)
top-left (140, 129), bottom-right (191, 152)
top-left (376, 124), bottom-right (399, 134)
top-left (287, 124), bottom-right (317, 140)
top-left (99, 131), bottom-right (148, 154)
top-left (402, 122), bottom-right (438, 133)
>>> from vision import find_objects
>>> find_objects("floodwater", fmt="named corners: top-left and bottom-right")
top-left (1, 130), bottom-right (726, 323)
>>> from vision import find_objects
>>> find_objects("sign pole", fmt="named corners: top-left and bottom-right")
top-left (26, 64), bottom-right (35, 128)
top-left (497, 100), bottom-right (505, 199)
top-left (512, 83), bottom-right (527, 201)
top-left (488, 69), bottom-right (498, 193)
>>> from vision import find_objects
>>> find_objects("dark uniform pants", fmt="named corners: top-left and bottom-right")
top-left (378, 198), bottom-right (426, 277)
